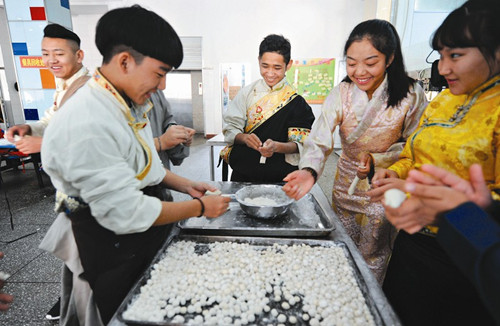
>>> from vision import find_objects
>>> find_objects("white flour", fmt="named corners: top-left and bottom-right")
top-left (244, 197), bottom-right (278, 206)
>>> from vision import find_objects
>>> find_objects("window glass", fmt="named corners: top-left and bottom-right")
top-left (414, 0), bottom-right (466, 12)
top-left (0, 69), bottom-right (10, 101)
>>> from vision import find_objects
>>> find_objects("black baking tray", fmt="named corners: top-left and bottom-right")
top-left (177, 183), bottom-right (336, 237)
top-left (116, 234), bottom-right (384, 326)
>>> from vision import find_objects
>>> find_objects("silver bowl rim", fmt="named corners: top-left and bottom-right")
top-left (234, 184), bottom-right (294, 208)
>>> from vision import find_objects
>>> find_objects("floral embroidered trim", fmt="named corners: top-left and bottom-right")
top-left (55, 190), bottom-right (88, 214)
top-left (245, 84), bottom-right (297, 133)
top-left (420, 225), bottom-right (438, 237)
top-left (288, 127), bottom-right (311, 143)
top-left (219, 145), bottom-right (232, 164)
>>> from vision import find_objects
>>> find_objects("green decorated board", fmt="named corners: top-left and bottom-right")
top-left (287, 58), bottom-right (335, 104)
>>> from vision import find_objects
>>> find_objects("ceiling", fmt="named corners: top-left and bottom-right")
top-left (71, 4), bottom-right (109, 15)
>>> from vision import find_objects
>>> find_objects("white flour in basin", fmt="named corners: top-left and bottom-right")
top-left (244, 197), bottom-right (278, 206)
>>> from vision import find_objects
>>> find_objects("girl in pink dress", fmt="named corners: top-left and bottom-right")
top-left (283, 19), bottom-right (427, 283)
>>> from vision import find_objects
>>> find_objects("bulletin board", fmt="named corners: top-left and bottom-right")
top-left (220, 63), bottom-right (251, 114)
top-left (286, 58), bottom-right (335, 104)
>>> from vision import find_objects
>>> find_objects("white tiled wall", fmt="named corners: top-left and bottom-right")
top-left (72, 14), bottom-right (102, 72)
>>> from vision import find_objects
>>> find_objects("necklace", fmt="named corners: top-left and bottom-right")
top-left (449, 78), bottom-right (500, 124)
top-left (410, 77), bottom-right (500, 161)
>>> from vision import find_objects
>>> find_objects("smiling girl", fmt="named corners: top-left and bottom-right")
top-left (283, 19), bottom-right (427, 283)
top-left (369, 0), bottom-right (500, 324)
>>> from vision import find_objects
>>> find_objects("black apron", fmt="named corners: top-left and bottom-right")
top-left (229, 95), bottom-right (315, 183)
top-left (67, 185), bottom-right (171, 324)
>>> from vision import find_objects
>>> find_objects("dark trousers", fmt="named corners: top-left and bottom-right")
top-left (383, 231), bottom-right (495, 326)
top-left (67, 186), bottom-right (171, 324)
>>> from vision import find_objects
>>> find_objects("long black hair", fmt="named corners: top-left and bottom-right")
top-left (432, 0), bottom-right (500, 76)
top-left (342, 19), bottom-right (414, 108)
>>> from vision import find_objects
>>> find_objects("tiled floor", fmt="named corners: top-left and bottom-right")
top-left (0, 135), bottom-right (337, 325)
top-left (0, 165), bottom-right (59, 326)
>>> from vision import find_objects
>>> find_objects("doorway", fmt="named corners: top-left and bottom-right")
top-left (161, 70), bottom-right (204, 133)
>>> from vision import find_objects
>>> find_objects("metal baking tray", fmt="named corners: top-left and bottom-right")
top-left (177, 183), bottom-right (335, 237)
top-left (117, 234), bottom-right (384, 326)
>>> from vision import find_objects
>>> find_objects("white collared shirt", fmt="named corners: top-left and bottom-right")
top-left (42, 70), bottom-right (166, 234)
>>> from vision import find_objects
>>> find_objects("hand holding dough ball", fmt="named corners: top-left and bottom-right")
top-left (384, 189), bottom-right (407, 208)
top-left (205, 189), bottom-right (222, 196)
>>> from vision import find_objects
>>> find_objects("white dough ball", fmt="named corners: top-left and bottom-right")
top-left (0, 271), bottom-right (10, 281)
top-left (384, 188), bottom-right (407, 208)
top-left (122, 240), bottom-right (375, 326)
top-left (281, 301), bottom-right (290, 310)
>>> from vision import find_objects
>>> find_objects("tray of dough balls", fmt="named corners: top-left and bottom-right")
top-left (177, 183), bottom-right (335, 237)
top-left (118, 234), bottom-right (383, 326)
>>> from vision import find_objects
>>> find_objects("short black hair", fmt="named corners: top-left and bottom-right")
top-left (432, 0), bottom-right (500, 75)
top-left (96, 5), bottom-right (183, 68)
top-left (259, 34), bottom-right (291, 64)
top-left (343, 19), bottom-right (413, 108)
top-left (43, 23), bottom-right (80, 47)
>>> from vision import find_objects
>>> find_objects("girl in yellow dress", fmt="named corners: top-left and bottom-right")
top-left (369, 0), bottom-right (500, 325)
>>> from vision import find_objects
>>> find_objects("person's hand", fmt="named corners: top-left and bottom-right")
top-left (13, 136), bottom-right (42, 154)
top-left (282, 169), bottom-right (315, 200)
top-left (383, 195), bottom-right (444, 234)
top-left (160, 125), bottom-right (193, 150)
top-left (356, 153), bottom-right (372, 179)
top-left (199, 195), bottom-right (230, 218)
top-left (259, 139), bottom-right (276, 158)
top-left (5, 125), bottom-right (31, 143)
top-left (184, 182), bottom-right (229, 217)
top-left (384, 181), bottom-right (469, 234)
top-left (382, 164), bottom-right (492, 234)
top-left (0, 252), bottom-right (13, 312)
top-left (372, 168), bottom-right (398, 184)
top-left (183, 127), bottom-right (196, 147)
top-left (185, 182), bottom-right (219, 198)
top-left (241, 134), bottom-right (262, 151)
top-left (406, 164), bottom-right (492, 209)
top-left (366, 178), bottom-right (406, 202)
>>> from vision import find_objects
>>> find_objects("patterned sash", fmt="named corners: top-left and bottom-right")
top-left (58, 75), bottom-right (91, 109)
top-left (92, 70), bottom-right (153, 180)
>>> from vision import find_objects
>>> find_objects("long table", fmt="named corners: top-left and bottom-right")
top-left (205, 133), bottom-right (229, 181)
top-left (108, 183), bottom-right (401, 326)
top-left (0, 138), bottom-right (44, 187)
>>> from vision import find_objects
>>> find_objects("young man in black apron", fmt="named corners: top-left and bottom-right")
top-left (39, 6), bottom-right (230, 325)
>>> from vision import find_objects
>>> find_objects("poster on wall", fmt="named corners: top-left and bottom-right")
top-left (286, 58), bottom-right (335, 104)
top-left (220, 63), bottom-right (251, 113)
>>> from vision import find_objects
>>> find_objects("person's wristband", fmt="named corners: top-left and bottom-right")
top-left (157, 137), bottom-right (162, 152)
top-left (302, 167), bottom-right (318, 183)
top-left (193, 197), bottom-right (205, 217)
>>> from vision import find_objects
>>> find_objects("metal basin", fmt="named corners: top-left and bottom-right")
top-left (234, 185), bottom-right (294, 219)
